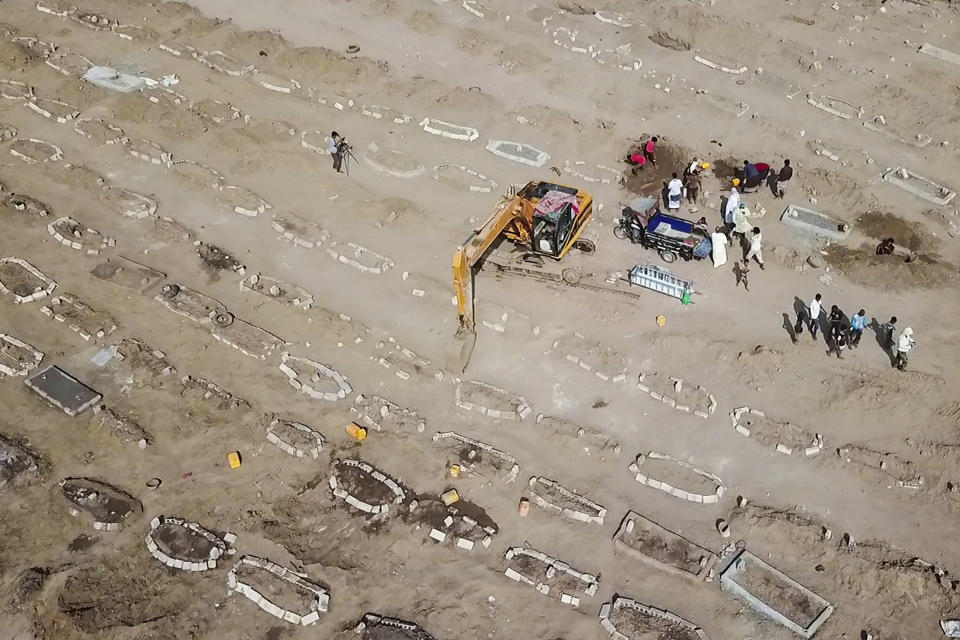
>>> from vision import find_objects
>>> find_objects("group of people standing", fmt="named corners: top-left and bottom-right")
top-left (798, 293), bottom-right (915, 369)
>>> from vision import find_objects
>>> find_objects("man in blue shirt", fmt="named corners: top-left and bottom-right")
top-left (743, 160), bottom-right (759, 179)
top-left (849, 309), bottom-right (867, 347)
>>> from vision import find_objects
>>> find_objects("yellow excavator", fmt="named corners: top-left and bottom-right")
top-left (448, 180), bottom-right (599, 372)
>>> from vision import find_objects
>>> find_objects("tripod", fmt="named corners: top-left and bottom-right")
top-left (338, 139), bottom-right (359, 175)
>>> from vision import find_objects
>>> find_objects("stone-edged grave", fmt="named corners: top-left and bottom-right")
top-left (279, 353), bottom-right (352, 401)
top-left (535, 414), bottom-right (621, 457)
top-left (502, 545), bottom-right (600, 606)
top-left (47, 216), bottom-right (113, 254)
top-left (719, 549), bottom-right (833, 638)
top-left (613, 511), bottom-right (716, 581)
top-left (90, 256), bottom-right (164, 293)
top-left (266, 418), bottom-right (324, 459)
top-left (485, 139), bottom-right (550, 167)
top-left (25, 364), bottom-right (101, 416)
top-left (93, 407), bottom-right (151, 449)
top-left (355, 613), bottom-right (438, 640)
top-left (433, 431), bottom-right (519, 482)
top-left (552, 333), bottom-right (628, 383)
top-left (730, 406), bottom-right (823, 456)
top-left (3, 193), bottom-right (51, 218)
top-left (271, 212), bottom-right (330, 249)
top-left (0, 433), bottom-right (45, 494)
top-left (99, 186), bottom-right (157, 219)
top-left (0, 334), bottom-right (43, 377)
top-left (145, 514), bottom-right (237, 571)
top-left (455, 379), bottom-right (531, 421)
top-left (352, 394), bottom-right (426, 432)
top-left (527, 475), bottom-right (605, 524)
top-left (0, 257), bottom-right (57, 303)
top-left (628, 452), bottom-right (725, 504)
top-left (40, 293), bottom-right (117, 342)
top-left (881, 167), bottom-right (956, 206)
top-left (59, 477), bottom-right (142, 531)
top-left (240, 273), bottom-right (313, 309)
top-left (10, 138), bottom-right (63, 164)
top-left (329, 458), bottom-right (406, 516)
top-left (779, 205), bottom-right (851, 241)
top-left (409, 493), bottom-right (498, 552)
top-left (227, 555), bottom-right (329, 626)
top-left (598, 596), bottom-right (707, 640)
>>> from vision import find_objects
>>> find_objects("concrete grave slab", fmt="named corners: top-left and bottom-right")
top-left (330, 458), bottom-right (405, 515)
top-left (25, 365), bottom-right (102, 416)
top-left (455, 379), bottom-right (531, 421)
top-left (145, 514), bottom-right (236, 571)
top-left (0, 334), bottom-right (44, 377)
top-left (527, 475), bottom-right (605, 524)
top-left (881, 167), bottom-right (956, 206)
top-left (3, 193), bottom-right (51, 218)
top-left (364, 142), bottom-right (426, 178)
top-left (485, 139), bottom-right (550, 167)
top-left (90, 256), bottom-right (164, 292)
top-left (217, 184), bottom-right (270, 216)
top-left (433, 431), bottom-right (519, 482)
top-left (719, 550), bottom-right (833, 638)
top-left (9, 138), bottom-right (62, 164)
top-left (628, 452), bottom-right (725, 504)
top-left (0, 79), bottom-right (34, 100)
top-left (326, 241), bottom-right (394, 274)
top-left (0, 433), bottom-right (45, 494)
top-left (47, 216), bottom-right (112, 254)
top-left (279, 353), bottom-right (352, 401)
top-left (598, 596), bottom-right (707, 640)
top-left (266, 418), bottom-right (325, 458)
top-left (918, 42), bottom-right (960, 67)
top-left (503, 545), bottom-right (600, 604)
top-left (227, 555), bottom-right (329, 625)
top-left (271, 212), bottom-right (330, 249)
top-left (45, 51), bottom-right (92, 77)
top-left (82, 66), bottom-right (145, 93)
top-left (779, 205), bottom-right (851, 240)
top-left (74, 118), bottom-right (126, 145)
top-left (40, 293), bottom-right (117, 341)
top-left (352, 394), bottom-right (426, 432)
top-left (59, 477), bottom-right (142, 531)
top-left (240, 273), bottom-right (313, 309)
top-left (613, 511), bottom-right (717, 581)
top-left (0, 257), bottom-right (57, 303)
top-left (419, 117), bottom-right (479, 142)
top-left (355, 614), bottom-right (438, 640)
top-left (535, 414), bottom-right (621, 457)
top-left (432, 164), bottom-right (498, 193)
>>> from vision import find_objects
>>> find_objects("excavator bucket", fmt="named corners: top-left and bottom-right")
top-left (446, 326), bottom-right (477, 374)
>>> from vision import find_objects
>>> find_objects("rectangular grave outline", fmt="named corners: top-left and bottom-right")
top-left (613, 511), bottom-right (717, 581)
top-left (881, 167), bottom-right (956, 206)
top-left (719, 549), bottom-right (833, 638)
top-left (24, 364), bottom-right (102, 416)
top-left (779, 205), bottom-right (851, 240)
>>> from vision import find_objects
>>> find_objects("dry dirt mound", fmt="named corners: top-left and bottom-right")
top-left (824, 244), bottom-right (957, 291)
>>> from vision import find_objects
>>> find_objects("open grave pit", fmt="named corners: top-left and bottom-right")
top-left (0, 333), bottom-right (44, 376)
top-left (40, 293), bottom-right (117, 341)
top-left (146, 514), bottom-right (236, 571)
top-left (433, 431), bottom-right (518, 482)
top-left (90, 257), bottom-right (164, 292)
top-left (10, 138), bottom-right (63, 164)
top-left (552, 333), bottom-right (628, 383)
top-left (73, 117), bottom-right (126, 145)
top-left (836, 443), bottom-right (924, 489)
top-left (599, 596), bottom-right (707, 640)
top-left (355, 614), bottom-right (438, 640)
top-left (503, 545), bottom-right (600, 605)
top-left (228, 555), bottom-right (329, 626)
top-left (455, 379), bottom-right (531, 421)
top-left (241, 273), bottom-right (313, 309)
top-left (93, 407), bottom-right (151, 449)
top-left (266, 417), bottom-right (325, 459)
top-left (407, 493), bottom-right (498, 551)
top-left (629, 452), bottom-right (725, 504)
top-left (25, 97), bottom-right (80, 124)
top-left (329, 458), bottom-right (406, 515)
top-left (731, 406), bottom-right (823, 456)
top-left (47, 216), bottom-right (113, 254)
top-left (352, 394), bottom-right (426, 432)
top-left (535, 414), bottom-right (621, 457)
top-left (0, 257), bottom-right (57, 303)
top-left (196, 242), bottom-right (245, 274)
top-left (59, 477), bottom-right (142, 530)
top-left (613, 511), bottom-right (716, 580)
top-left (155, 282), bottom-right (227, 325)
top-left (0, 433), bottom-right (46, 493)
top-left (3, 193), bottom-right (52, 219)
top-left (115, 337), bottom-right (178, 387)
top-left (527, 475), bottom-right (605, 524)
top-left (271, 212), bottom-right (330, 249)
top-left (98, 186), bottom-right (157, 218)
top-left (637, 372), bottom-right (715, 418)
top-left (279, 353), bottom-right (352, 401)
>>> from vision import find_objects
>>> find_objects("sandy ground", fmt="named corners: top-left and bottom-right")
top-left (1, 0), bottom-right (960, 639)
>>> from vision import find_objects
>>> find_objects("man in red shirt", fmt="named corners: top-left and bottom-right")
top-left (644, 136), bottom-right (658, 167)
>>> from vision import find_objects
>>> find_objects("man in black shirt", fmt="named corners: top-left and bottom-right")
top-left (775, 159), bottom-right (793, 198)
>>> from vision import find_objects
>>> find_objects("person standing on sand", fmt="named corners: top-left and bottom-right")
top-left (807, 293), bottom-right (823, 340)
top-left (711, 226), bottom-right (729, 268)
top-left (724, 186), bottom-right (740, 231)
top-left (644, 136), bottom-right (658, 167)
top-left (667, 172), bottom-right (683, 210)
top-left (328, 131), bottom-right (344, 173)
top-left (746, 226), bottom-right (764, 269)
top-left (849, 309), bottom-right (867, 348)
top-left (827, 305), bottom-right (847, 358)
top-left (895, 327), bottom-right (915, 370)
top-left (684, 169), bottom-right (701, 204)
top-left (884, 316), bottom-right (898, 352)
top-left (776, 159), bottom-right (793, 198)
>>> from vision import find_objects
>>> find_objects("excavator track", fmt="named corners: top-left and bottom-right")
top-left (480, 256), bottom-right (646, 301)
